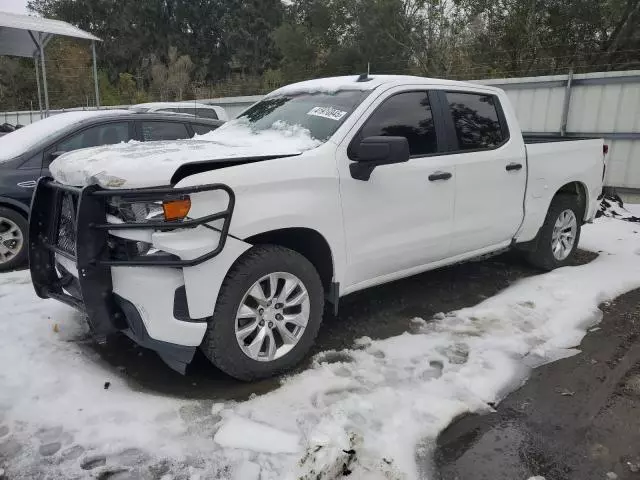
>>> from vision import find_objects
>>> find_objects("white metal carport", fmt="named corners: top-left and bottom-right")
top-left (0, 11), bottom-right (101, 117)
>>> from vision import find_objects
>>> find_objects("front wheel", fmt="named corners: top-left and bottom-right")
top-left (526, 194), bottom-right (582, 270)
top-left (201, 245), bottom-right (324, 381)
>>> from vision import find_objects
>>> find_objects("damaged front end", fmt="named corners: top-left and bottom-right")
top-left (28, 177), bottom-right (237, 373)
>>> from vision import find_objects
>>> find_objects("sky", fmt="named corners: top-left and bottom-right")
top-left (0, 0), bottom-right (30, 14)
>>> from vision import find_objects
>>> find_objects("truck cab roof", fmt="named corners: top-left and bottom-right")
top-left (268, 74), bottom-right (502, 97)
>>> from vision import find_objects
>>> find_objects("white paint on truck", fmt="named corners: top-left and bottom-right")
top-left (41, 74), bottom-right (605, 378)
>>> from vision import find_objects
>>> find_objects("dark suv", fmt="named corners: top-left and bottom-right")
top-left (0, 110), bottom-right (223, 271)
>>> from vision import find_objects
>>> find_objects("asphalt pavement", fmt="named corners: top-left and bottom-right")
top-left (433, 288), bottom-right (640, 480)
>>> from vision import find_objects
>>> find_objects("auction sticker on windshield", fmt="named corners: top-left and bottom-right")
top-left (307, 106), bottom-right (347, 121)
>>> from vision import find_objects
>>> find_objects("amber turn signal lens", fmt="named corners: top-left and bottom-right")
top-left (162, 198), bottom-right (191, 221)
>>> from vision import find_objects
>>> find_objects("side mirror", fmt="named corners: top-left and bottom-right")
top-left (48, 151), bottom-right (66, 163)
top-left (349, 136), bottom-right (410, 181)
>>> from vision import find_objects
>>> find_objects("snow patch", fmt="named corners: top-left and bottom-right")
top-left (0, 216), bottom-right (639, 479)
top-left (214, 415), bottom-right (300, 454)
top-left (597, 194), bottom-right (640, 222)
top-left (267, 75), bottom-right (384, 96)
top-left (266, 74), bottom-right (471, 97)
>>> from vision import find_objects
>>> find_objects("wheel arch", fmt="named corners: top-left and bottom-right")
top-left (515, 181), bottom-right (588, 253)
top-left (0, 197), bottom-right (30, 218)
top-left (244, 227), bottom-right (335, 296)
top-left (555, 181), bottom-right (588, 221)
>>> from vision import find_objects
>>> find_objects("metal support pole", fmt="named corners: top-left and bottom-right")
top-left (560, 68), bottom-right (574, 137)
top-left (92, 41), bottom-right (100, 108)
top-left (34, 54), bottom-right (43, 117)
top-left (38, 35), bottom-right (49, 117)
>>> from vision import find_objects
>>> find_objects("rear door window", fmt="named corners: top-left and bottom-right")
top-left (445, 92), bottom-right (506, 151)
top-left (57, 122), bottom-right (130, 152)
top-left (140, 121), bottom-right (189, 141)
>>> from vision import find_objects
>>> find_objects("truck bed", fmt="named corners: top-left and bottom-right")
top-left (516, 136), bottom-right (605, 243)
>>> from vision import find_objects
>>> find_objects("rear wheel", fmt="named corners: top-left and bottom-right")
top-left (201, 245), bottom-right (324, 381)
top-left (526, 194), bottom-right (582, 270)
top-left (0, 207), bottom-right (28, 272)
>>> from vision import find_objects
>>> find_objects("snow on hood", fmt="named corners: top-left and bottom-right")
top-left (49, 120), bottom-right (321, 188)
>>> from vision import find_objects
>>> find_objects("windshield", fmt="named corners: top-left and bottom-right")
top-left (233, 90), bottom-right (370, 143)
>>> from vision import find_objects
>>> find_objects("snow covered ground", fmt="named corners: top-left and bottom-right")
top-left (1, 206), bottom-right (639, 479)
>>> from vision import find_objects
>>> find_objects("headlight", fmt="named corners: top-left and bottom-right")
top-left (110, 200), bottom-right (163, 222)
top-left (109, 197), bottom-right (191, 222)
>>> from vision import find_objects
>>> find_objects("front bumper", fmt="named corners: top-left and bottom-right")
top-left (28, 177), bottom-right (237, 373)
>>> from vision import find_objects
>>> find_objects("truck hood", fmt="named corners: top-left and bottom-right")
top-left (50, 122), bottom-right (321, 189)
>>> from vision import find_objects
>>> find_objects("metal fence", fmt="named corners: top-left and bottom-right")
top-left (477, 70), bottom-right (640, 190)
top-left (3, 70), bottom-right (639, 189)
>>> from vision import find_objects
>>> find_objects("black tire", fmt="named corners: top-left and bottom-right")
top-left (201, 245), bottom-right (324, 381)
top-left (0, 207), bottom-right (28, 272)
top-left (526, 194), bottom-right (582, 271)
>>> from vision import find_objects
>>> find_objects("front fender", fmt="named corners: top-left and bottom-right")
top-left (176, 149), bottom-right (347, 286)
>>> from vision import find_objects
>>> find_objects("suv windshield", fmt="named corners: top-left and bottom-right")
top-left (234, 90), bottom-right (371, 142)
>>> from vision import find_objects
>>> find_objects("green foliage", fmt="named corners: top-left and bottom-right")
top-left (0, 57), bottom-right (40, 111)
top-left (98, 70), bottom-right (120, 106)
top-left (223, 0), bottom-right (283, 76)
top-left (117, 73), bottom-right (137, 104)
top-left (1, 0), bottom-right (637, 111)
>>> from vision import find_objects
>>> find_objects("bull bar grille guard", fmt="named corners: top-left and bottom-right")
top-left (28, 177), bottom-right (235, 337)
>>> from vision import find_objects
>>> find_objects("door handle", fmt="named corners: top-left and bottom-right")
top-left (17, 180), bottom-right (37, 188)
top-left (428, 171), bottom-right (452, 181)
top-left (506, 162), bottom-right (523, 171)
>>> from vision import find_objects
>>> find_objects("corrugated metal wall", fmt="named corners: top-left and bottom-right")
top-left (479, 70), bottom-right (640, 190)
top-left (3, 71), bottom-right (639, 189)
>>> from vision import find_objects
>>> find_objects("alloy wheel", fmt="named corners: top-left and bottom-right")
top-left (234, 272), bottom-right (310, 362)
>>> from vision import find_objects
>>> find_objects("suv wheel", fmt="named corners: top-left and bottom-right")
top-left (201, 245), bottom-right (324, 381)
top-left (0, 207), bottom-right (28, 271)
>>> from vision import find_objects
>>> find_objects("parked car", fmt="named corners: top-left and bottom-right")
top-left (130, 102), bottom-right (229, 121)
top-left (0, 123), bottom-right (19, 138)
top-left (29, 75), bottom-right (606, 380)
top-left (0, 110), bottom-right (223, 270)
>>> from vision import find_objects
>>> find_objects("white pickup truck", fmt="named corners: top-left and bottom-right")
top-left (29, 75), bottom-right (606, 380)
